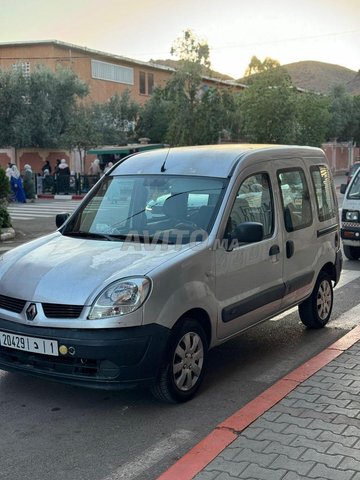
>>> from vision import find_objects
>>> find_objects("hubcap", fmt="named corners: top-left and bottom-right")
top-left (172, 331), bottom-right (204, 391)
top-left (317, 280), bottom-right (332, 320)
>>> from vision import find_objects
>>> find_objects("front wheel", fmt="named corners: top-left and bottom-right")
top-left (298, 272), bottom-right (333, 329)
top-left (343, 245), bottom-right (360, 260)
top-left (151, 319), bottom-right (208, 403)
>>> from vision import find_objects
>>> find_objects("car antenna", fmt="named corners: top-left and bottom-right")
top-left (160, 149), bottom-right (170, 172)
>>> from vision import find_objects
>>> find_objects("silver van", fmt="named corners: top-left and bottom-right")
top-left (0, 145), bottom-right (342, 402)
top-left (340, 167), bottom-right (360, 260)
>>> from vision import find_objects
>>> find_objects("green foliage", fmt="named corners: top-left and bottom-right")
top-left (295, 93), bottom-right (331, 146)
top-left (327, 85), bottom-right (356, 141)
top-left (0, 204), bottom-right (11, 229)
top-left (0, 167), bottom-right (10, 199)
top-left (245, 56), bottom-right (280, 77)
top-left (0, 65), bottom-right (88, 148)
top-left (240, 68), bottom-right (297, 144)
top-left (94, 91), bottom-right (139, 145)
top-left (137, 88), bottom-right (170, 142)
top-left (0, 168), bottom-right (11, 229)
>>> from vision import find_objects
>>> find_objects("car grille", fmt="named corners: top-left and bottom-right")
top-left (0, 295), bottom-right (26, 314)
top-left (42, 304), bottom-right (84, 319)
top-left (0, 295), bottom-right (83, 319)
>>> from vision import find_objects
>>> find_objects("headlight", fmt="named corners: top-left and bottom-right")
top-left (345, 210), bottom-right (359, 221)
top-left (88, 277), bottom-right (151, 319)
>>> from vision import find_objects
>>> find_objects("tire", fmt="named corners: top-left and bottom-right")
top-left (343, 245), bottom-right (360, 261)
top-left (298, 272), bottom-right (333, 329)
top-left (151, 319), bottom-right (208, 403)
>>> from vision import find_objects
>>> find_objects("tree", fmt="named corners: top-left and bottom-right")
top-left (295, 93), bottom-right (331, 146)
top-left (165, 29), bottom-right (211, 145)
top-left (240, 68), bottom-right (297, 144)
top-left (137, 88), bottom-right (170, 142)
top-left (245, 56), bottom-right (281, 77)
top-left (94, 91), bottom-right (140, 145)
top-left (0, 66), bottom-right (88, 148)
top-left (60, 103), bottom-right (103, 172)
top-left (327, 85), bottom-right (354, 141)
top-left (0, 69), bottom-right (29, 147)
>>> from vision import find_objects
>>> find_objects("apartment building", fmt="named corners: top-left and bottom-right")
top-left (0, 40), bottom-right (244, 105)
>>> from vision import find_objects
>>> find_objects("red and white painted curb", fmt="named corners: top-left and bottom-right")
top-left (37, 194), bottom-right (84, 200)
top-left (157, 325), bottom-right (360, 480)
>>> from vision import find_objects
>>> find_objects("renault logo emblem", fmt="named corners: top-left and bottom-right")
top-left (26, 303), bottom-right (37, 321)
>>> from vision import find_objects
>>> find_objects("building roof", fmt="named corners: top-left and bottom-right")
top-left (0, 40), bottom-right (247, 89)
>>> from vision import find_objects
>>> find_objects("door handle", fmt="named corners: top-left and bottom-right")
top-left (286, 240), bottom-right (295, 258)
top-left (269, 245), bottom-right (280, 256)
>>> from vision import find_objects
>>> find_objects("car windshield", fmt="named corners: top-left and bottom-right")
top-left (62, 175), bottom-right (227, 244)
top-left (347, 170), bottom-right (360, 199)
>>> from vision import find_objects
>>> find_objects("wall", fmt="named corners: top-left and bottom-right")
top-left (322, 142), bottom-right (360, 173)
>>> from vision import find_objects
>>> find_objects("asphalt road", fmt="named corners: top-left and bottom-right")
top-left (1, 189), bottom-right (359, 480)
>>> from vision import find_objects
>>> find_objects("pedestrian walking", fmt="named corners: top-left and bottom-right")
top-left (23, 164), bottom-right (36, 202)
top-left (57, 158), bottom-right (71, 194)
top-left (10, 165), bottom-right (26, 203)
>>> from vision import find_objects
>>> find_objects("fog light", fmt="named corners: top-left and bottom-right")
top-left (99, 360), bottom-right (120, 379)
top-left (59, 345), bottom-right (68, 355)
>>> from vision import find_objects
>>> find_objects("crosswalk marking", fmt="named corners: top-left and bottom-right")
top-left (8, 200), bottom-right (80, 220)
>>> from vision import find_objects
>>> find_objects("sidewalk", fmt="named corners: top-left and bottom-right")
top-left (158, 326), bottom-right (360, 480)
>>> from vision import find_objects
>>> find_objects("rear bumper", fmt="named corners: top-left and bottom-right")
top-left (0, 318), bottom-right (171, 390)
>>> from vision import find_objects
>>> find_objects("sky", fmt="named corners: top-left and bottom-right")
top-left (0, 0), bottom-right (359, 79)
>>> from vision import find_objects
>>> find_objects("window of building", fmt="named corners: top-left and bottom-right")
top-left (278, 168), bottom-right (312, 232)
top-left (148, 73), bottom-right (154, 95)
top-left (310, 166), bottom-right (337, 221)
top-left (139, 71), bottom-right (155, 95)
top-left (139, 71), bottom-right (146, 94)
top-left (12, 62), bottom-right (31, 77)
top-left (91, 59), bottom-right (134, 85)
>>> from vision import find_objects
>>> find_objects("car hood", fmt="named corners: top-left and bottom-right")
top-left (0, 233), bottom-right (189, 305)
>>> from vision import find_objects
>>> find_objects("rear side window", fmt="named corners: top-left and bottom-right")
top-left (278, 168), bottom-right (312, 232)
top-left (310, 166), bottom-right (337, 221)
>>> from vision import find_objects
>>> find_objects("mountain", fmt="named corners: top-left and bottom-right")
top-left (238, 61), bottom-right (359, 95)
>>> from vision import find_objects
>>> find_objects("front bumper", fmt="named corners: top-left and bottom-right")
top-left (341, 226), bottom-right (360, 246)
top-left (0, 318), bottom-right (171, 390)
top-left (335, 248), bottom-right (343, 285)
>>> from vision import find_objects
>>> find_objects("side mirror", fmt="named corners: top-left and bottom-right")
top-left (236, 222), bottom-right (264, 243)
top-left (225, 222), bottom-right (264, 252)
top-left (340, 184), bottom-right (347, 195)
top-left (56, 212), bottom-right (70, 228)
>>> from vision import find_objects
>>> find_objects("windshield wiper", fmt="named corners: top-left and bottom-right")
top-left (110, 233), bottom-right (174, 244)
top-left (63, 231), bottom-right (116, 241)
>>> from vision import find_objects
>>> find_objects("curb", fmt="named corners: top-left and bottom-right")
top-left (157, 325), bottom-right (360, 480)
top-left (0, 227), bottom-right (15, 242)
top-left (37, 194), bottom-right (84, 200)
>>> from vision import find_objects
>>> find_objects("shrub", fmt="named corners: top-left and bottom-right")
top-left (0, 204), bottom-right (11, 229)
top-left (0, 167), bottom-right (10, 200)
top-left (0, 167), bottom-right (12, 230)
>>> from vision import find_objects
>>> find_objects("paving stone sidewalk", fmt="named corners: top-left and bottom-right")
top-left (194, 340), bottom-right (360, 480)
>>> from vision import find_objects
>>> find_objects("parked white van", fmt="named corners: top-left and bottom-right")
top-left (0, 145), bottom-right (342, 402)
top-left (340, 167), bottom-right (360, 260)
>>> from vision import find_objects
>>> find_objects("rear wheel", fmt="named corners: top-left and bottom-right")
top-left (343, 245), bottom-right (360, 260)
top-left (151, 319), bottom-right (208, 403)
top-left (299, 272), bottom-right (333, 329)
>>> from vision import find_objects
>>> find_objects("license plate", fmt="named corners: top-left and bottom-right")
top-left (0, 331), bottom-right (59, 357)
